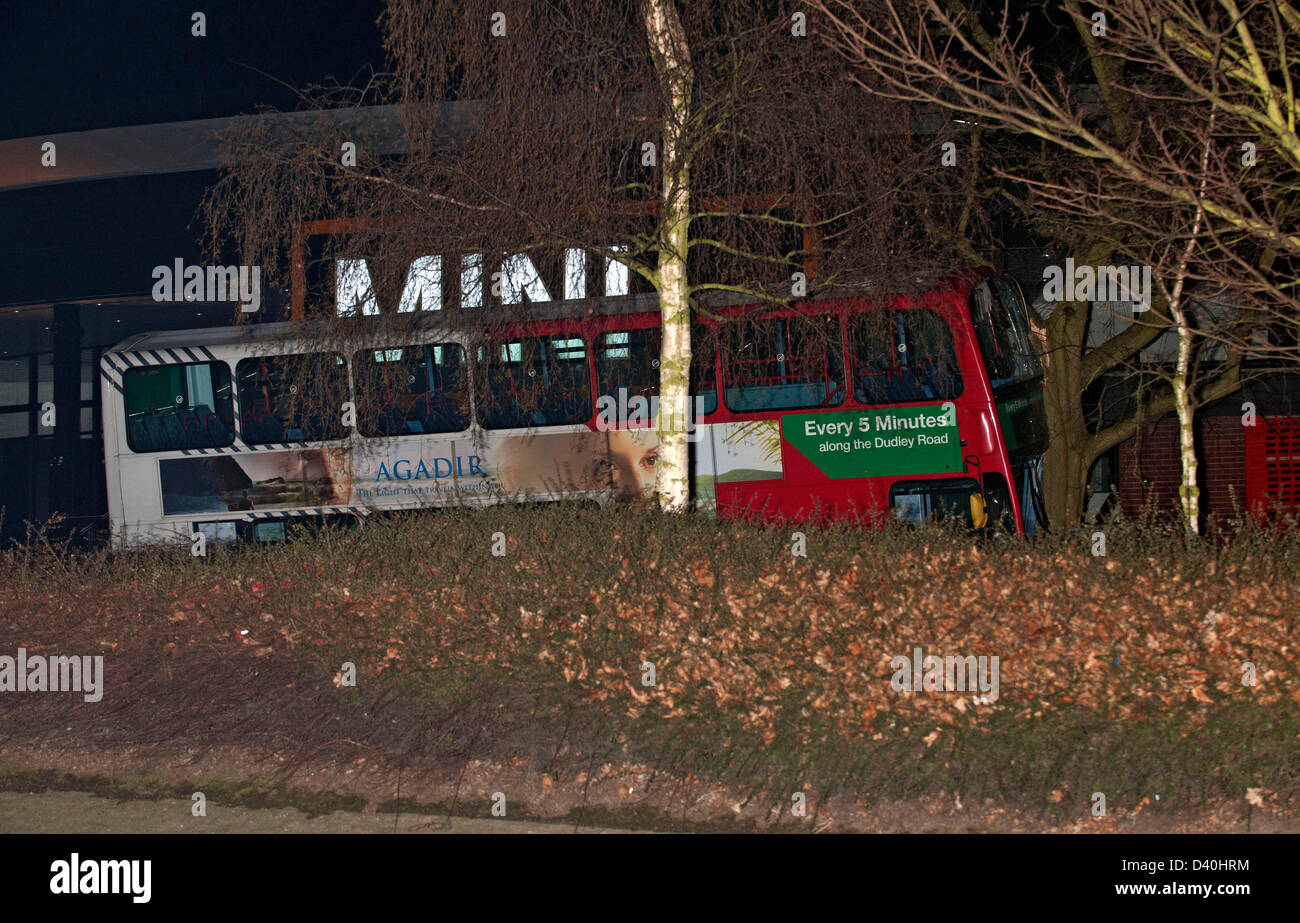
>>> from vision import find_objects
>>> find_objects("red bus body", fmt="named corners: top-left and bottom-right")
top-left (486, 267), bottom-right (1049, 534)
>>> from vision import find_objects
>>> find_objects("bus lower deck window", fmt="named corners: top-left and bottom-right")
top-left (253, 521), bottom-right (287, 542)
top-left (889, 478), bottom-right (983, 527)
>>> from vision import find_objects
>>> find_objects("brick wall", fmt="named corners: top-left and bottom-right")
top-left (1116, 415), bottom-right (1248, 523)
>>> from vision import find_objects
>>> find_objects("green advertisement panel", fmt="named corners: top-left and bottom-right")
top-left (782, 405), bottom-right (962, 479)
top-left (996, 394), bottom-right (1031, 452)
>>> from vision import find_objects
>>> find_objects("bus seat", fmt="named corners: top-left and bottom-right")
top-left (381, 405), bottom-right (406, 436)
top-left (917, 359), bottom-right (955, 400)
top-left (179, 410), bottom-right (203, 443)
top-left (160, 412), bottom-right (187, 447)
top-left (416, 392), bottom-right (467, 433)
top-left (204, 413), bottom-right (229, 445)
top-left (128, 417), bottom-right (151, 451)
top-left (439, 397), bottom-right (468, 431)
top-left (192, 405), bottom-right (229, 446)
top-left (541, 386), bottom-right (584, 424)
top-left (884, 370), bottom-right (926, 403)
top-left (855, 371), bottom-right (890, 404)
top-left (303, 413), bottom-right (329, 440)
top-left (724, 382), bottom-right (836, 412)
top-left (482, 398), bottom-right (528, 430)
top-left (142, 414), bottom-right (167, 450)
top-left (283, 408), bottom-right (308, 441)
top-left (242, 404), bottom-right (281, 443)
top-left (409, 392), bottom-right (436, 433)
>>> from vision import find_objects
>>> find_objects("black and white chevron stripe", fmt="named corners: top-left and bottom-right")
top-left (238, 505), bottom-right (369, 522)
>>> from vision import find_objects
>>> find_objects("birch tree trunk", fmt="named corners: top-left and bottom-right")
top-left (643, 0), bottom-right (694, 513)
top-left (1168, 126), bottom-right (1213, 536)
top-left (1171, 302), bottom-right (1199, 534)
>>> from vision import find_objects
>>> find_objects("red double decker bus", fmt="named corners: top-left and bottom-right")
top-left (100, 267), bottom-right (1048, 547)
top-left (569, 266), bottom-right (1049, 533)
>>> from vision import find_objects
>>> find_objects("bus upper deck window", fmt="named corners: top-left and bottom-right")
top-left (850, 309), bottom-right (961, 405)
top-left (594, 326), bottom-right (719, 422)
top-left (723, 315), bottom-right (843, 413)
top-left (597, 328), bottom-right (659, 405)
top-left (991, 278), bottom-right (1043, 378)
top-left (477, 334), bottom-right (591, 429)
top-left (353, 343), bottom-right (468, 437)
top-left (971, 279), bottom-right (1042, 389)
top-left (236, 353), bottom-right (349, 444)
top-left (123, 361), bottom-right (234, 453)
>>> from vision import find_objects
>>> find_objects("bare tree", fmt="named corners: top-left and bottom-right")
top-left (642, 0), bottom-right (694, 510)
top-left (811, 0), bottom-right (1300, 528)
top-left (202, 0), bottom-right (973, 511)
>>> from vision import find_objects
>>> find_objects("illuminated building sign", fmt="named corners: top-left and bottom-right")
top-left (334, 247), bottom-right (629, 316)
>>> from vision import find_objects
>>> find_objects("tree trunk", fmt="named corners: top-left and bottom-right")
top-left (1170, 305), bottom-right (1200, 534)
top-left (1168, 134), bottom-right (1211, 536)
top-left (1037, 293), bottom-right (1094, 529)
top-left (643, 0), bottom-right (694, 513)
top-left (1041, 417), bottom-right (1092, 529)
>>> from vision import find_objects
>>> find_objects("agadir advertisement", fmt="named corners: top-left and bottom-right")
top-left (352, 430), bottom-right (662, 503)
top-left (157, 421), bottom-right (784, 515)
top-left (350, 422), bottom-right (783, 505)
top-left (781, 404), bottom-right (962, 479)
top-left (159, 449), bottom-right (352, 516)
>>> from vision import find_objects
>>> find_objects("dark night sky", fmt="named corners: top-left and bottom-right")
top-left (0, 1), bottom-right (387, 305)
top-left (0, 1), bottom-right (1063, 306)
top-left (1, 0), bottom-right (386, 137)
